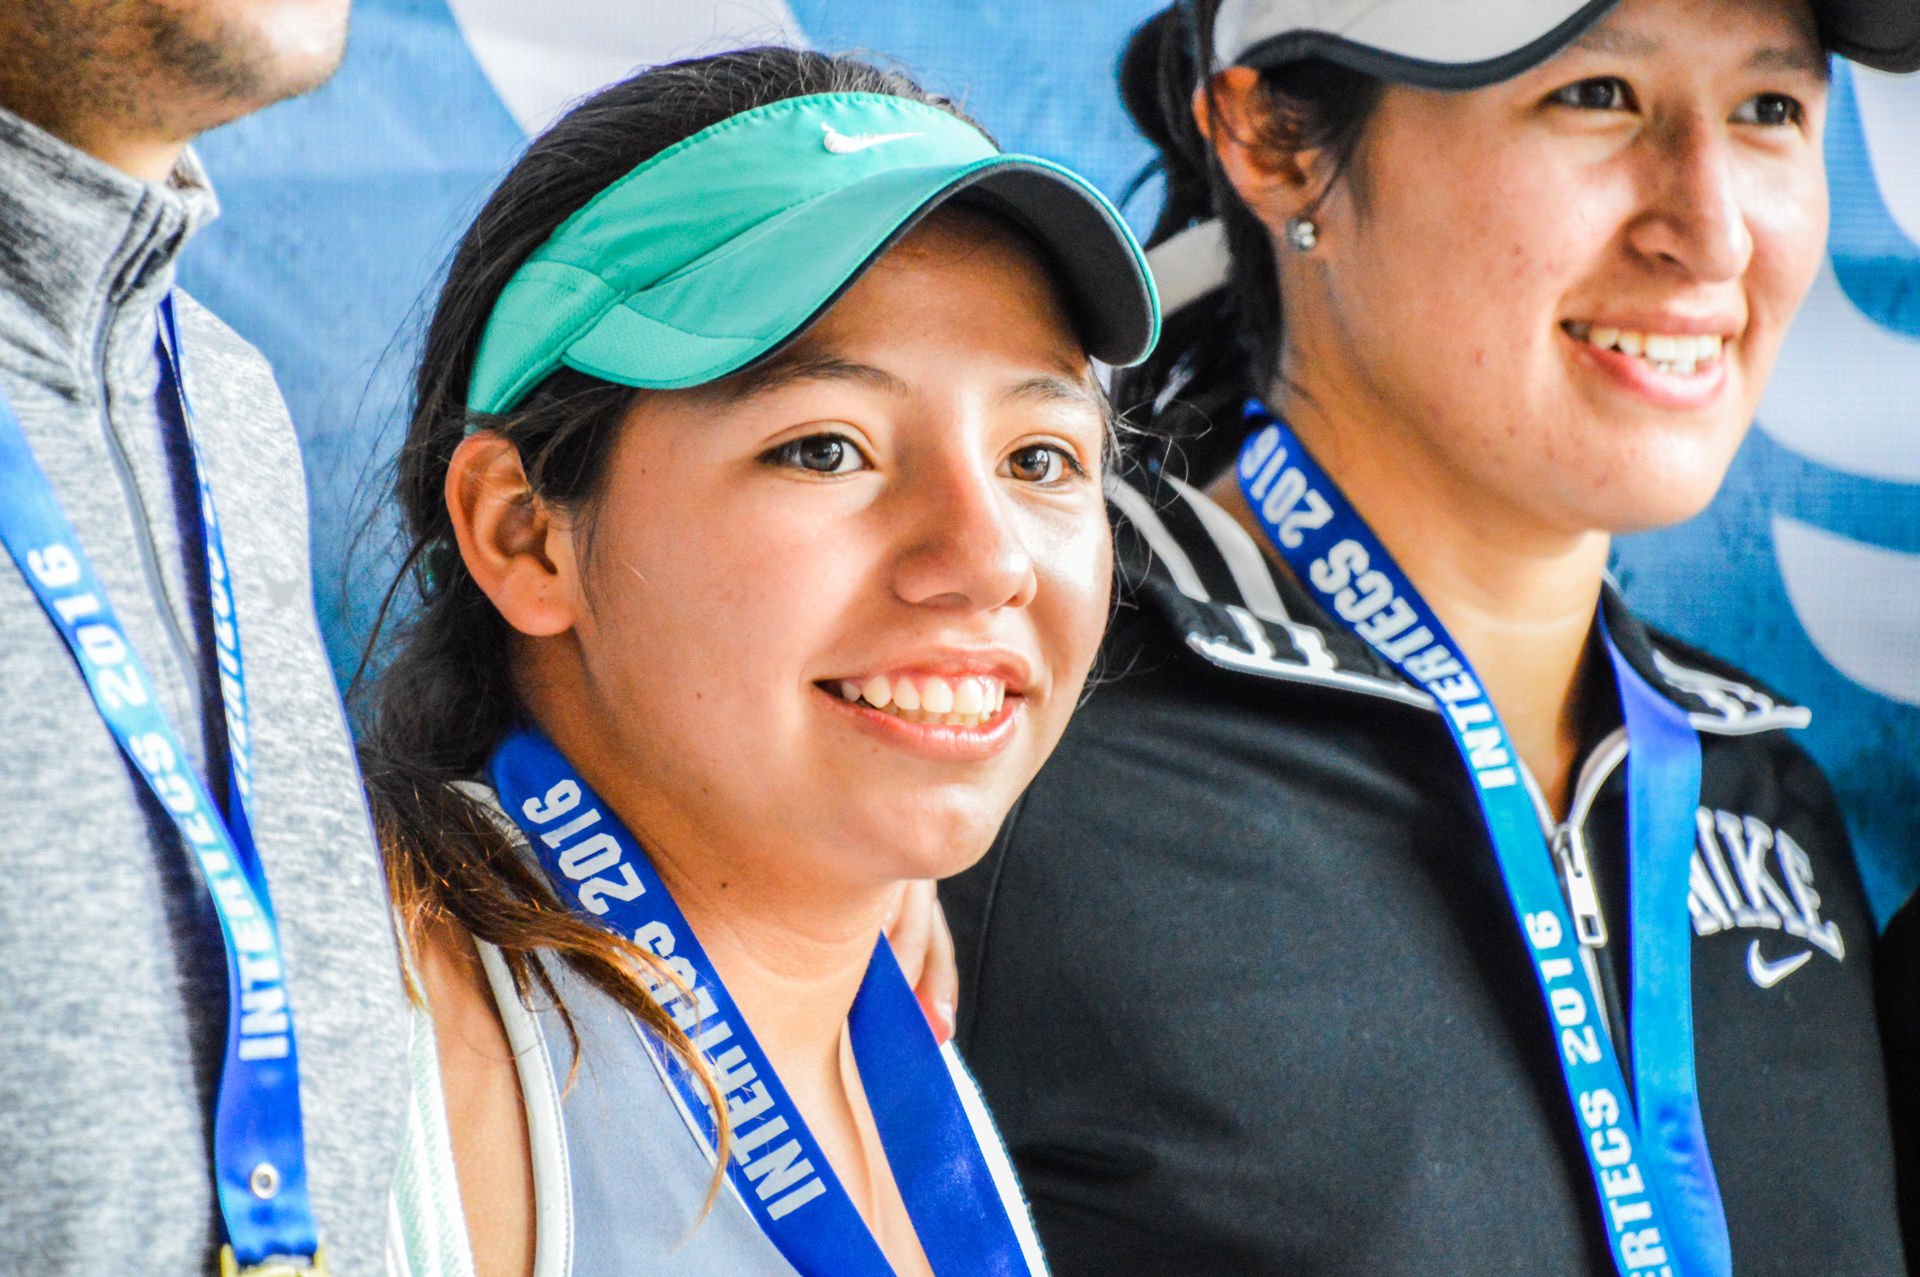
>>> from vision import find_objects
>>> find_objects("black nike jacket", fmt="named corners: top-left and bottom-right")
top-left (946, 471), bottom-right (1908, 1276)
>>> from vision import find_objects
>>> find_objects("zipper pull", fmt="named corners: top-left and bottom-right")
top-left (1553, 824), bottom-right (1608, 948)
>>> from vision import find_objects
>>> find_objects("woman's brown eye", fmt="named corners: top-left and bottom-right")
top-left (798, 438), bottom-right (846, 471)
top-left (767, 433), bottom-right (865, 474)
top-left (1553, 76), bottom-right (1633, 112)
top-left (1736, 93), bottom-right (1803, 127)
top-left (1006, 445), bottom-right (1068, 484)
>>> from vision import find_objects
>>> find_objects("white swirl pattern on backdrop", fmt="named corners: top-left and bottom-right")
top-left (1760, 67), bottom-right (1920, 705)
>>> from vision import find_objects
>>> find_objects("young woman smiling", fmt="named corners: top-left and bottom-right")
top-left (362, 50), bottom-right (1157, 1277)
top-left (945, 0), bottom-right (1920, 1272)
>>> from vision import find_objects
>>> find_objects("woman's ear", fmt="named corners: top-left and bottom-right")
top-left (445, 432), bottom-right (581, 638)
top-left (1193, 67), bottom-right (1325, 229)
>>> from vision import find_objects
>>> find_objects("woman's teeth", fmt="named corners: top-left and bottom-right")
top-left (1566, 322), bottom-right (1725, 376)
top-left (835, 674), bottom-right (1008, 727)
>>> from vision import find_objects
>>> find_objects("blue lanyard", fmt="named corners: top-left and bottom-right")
top-left (1234, 403), bottom-right (1730, 1277)
top-left (0, 298), bottom-right (322, 1274)
top-left (489, 726), bottom-right (1036, 1277)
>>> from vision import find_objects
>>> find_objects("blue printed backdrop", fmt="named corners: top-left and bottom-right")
top-left (178, 0), bottom-right (1920, 927)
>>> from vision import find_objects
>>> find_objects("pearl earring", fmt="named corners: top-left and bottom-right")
top-left (1284, 216), bottom-right (1319, 253)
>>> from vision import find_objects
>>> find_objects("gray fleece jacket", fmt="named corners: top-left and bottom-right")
top-left (0, 107), bottom-right (408, 1273)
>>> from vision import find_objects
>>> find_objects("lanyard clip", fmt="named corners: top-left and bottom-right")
top-left (1552, 825), bottom-right (1609, 948)
top-left (219, 1245), bottom-right (327, 1277)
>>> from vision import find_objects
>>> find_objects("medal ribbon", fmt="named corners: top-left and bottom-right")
top-left (488, 725), bottom-right (1035, 1277)
top-left (1234, 403), bottom-right (1729, 1277)
top-left (0, 297), bottom-right (320, 1268)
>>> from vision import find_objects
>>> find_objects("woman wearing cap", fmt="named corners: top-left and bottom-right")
top-left (363, 48), bottom-right (1157, 1277)
top-left (945, 0), bottom-right (1919, 1272)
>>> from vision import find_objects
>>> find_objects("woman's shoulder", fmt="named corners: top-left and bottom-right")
top-left (389, 994), bottom-right (481, 1277)
top-left (503, 948), bottom-right (805, 1277)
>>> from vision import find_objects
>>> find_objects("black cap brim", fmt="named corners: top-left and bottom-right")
top-left (1822, 0), bottom-right (1920, 73)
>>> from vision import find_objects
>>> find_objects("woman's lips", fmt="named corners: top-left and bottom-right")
top-left (1562, 321), bottom-right (1733, 409)
top-left (816, 678), bottom-right (1024, 762)
top-left (830, 670), bottom-right (1007, 726)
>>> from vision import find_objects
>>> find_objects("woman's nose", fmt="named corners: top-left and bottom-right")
top-left (888, 451), bottom-right (1039, 614)
top-left (1626, 114), bottom-right (1755, 283)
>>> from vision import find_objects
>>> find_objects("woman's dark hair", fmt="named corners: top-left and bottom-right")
top-left (1113, 1), bottom-right (1385, 482)
top-left (357, 46), bottom-right (979, 1195)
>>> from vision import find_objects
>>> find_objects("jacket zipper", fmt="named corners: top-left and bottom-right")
top-left (1549, 729), bottom-right (1629, 948)
top-left (1207, 597), bottom-right (1641, 1047)
top-left (91, 240), bottom-right (206, 750)
top-left (1533, 729), bottom-right (1632, 1063)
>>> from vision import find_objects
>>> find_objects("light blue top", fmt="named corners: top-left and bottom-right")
top-left (388, 792), bottom-right (1048, 1277)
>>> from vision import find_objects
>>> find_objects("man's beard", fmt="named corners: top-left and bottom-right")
top-left (0, 0), bottom-right (348, 145)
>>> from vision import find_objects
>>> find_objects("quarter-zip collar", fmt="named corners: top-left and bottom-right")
top-left (1522, 727), bottom-right (1627, 946)
top-left (1112, 469), bottom-right (1812, 739)
top-left (1113, 469), bottom-right (1780, 1062)
top-left (0, 102), bottom-right (218, 392)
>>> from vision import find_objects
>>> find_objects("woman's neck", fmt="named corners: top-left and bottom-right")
top-left (642, 847), bottom-right (936, 1274)
top-left (1212, 390), bottom-right (1612, 818)
top-left (647, 842), bottom-right (893, 1084)
top-left (521, 677), bottom-right (895, 1076)
top-left (515, 696), bottom-right (933, 1252)
top-left (583, 762), bottom-right (936, 1274)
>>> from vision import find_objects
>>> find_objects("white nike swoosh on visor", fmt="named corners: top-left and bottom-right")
top-left (821, 124), bottom-right (923, 154)
top-left (1746, 939), bottom-right (1812, 989)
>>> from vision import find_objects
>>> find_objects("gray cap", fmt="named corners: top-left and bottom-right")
top-left (1213, 0), bottom-right (1920, 84)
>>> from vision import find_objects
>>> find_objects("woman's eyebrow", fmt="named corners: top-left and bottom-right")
top-left (1002, 373), bottom-right (1104, 410)
top-left (1746, 44), bottom-right (1831, 79)
top-left (1573, 26), bottom-right (1659, 58)
top-left (710, 351), bottom-right (911, 402)
top-left (1573, 24), bottom-right (1828, 80)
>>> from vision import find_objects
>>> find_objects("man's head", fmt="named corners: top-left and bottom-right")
top-left (0, 0), bottom-right (350, 181)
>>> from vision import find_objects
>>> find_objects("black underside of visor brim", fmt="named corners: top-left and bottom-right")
top-left (720, 161), bottom-right (1157, 382)
top-left (950, 165), bottom-right (1159, 367)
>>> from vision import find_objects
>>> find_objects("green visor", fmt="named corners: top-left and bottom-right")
top-left (468, 92), bottom-right (1161, 417)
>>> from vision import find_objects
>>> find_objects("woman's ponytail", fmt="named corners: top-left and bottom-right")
top-left (1113, 1), bottom-right (1384, 483)
top-left (1118, 5), bottom-right (1213, 244)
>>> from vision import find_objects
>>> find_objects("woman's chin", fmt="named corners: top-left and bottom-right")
top-left (887, 839), bottom-right (999, 886)
top-left (1594, 458), bottom-right (1740, 537)
top-left (838, 812), bottom-right (1004, 888)
top-left (1536, 428), bottom-right (1747, 538)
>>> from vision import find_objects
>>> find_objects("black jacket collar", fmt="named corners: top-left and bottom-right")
top-left (1109, 470), bottom-right (1810, 738)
